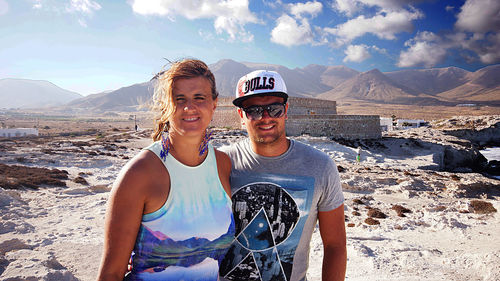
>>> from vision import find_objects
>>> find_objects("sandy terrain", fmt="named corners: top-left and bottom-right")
top-left (0, 118), bottom-right (499, 280)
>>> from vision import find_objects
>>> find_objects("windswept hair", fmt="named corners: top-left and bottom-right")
top-left (151, 59), bottom-right (218, 141)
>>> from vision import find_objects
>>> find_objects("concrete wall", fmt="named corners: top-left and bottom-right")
top-left (211, 97), bottom-right (381, 139)
top-left (287, 114), bottom-right (381, 139)
top-left (211, 105), bottom-right (241, 128)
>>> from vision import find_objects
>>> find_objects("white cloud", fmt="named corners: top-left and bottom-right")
top-left (455, 0), bottom-right (500, 33)
top-left (0, 0), bottom-right (8, 15)
top-left (397, 31), bottom-right (448, 68)
top-left (357, 0), bottom-right (424, 11)
top-left (262, 0), bottom-right (283, 9)
top-left (130, 0), bottom-right (259, 42)
top-left (371, 45), bottom-right (388, 54)
top-left (32, 0), bottom-right (42, 9)
top-left (448, 0), bottom-right (500, 64)
top-left (332, 0), bottom-right (362, 16)
top-left (78, 18), bottom-right (88, 27)
top-left (343, 44), bottom-right (371, 62)
top-left (450, 32), bottom-right (500, 64)
top-left (445, 5), bottom-right (454, 12)
top-left (29, 0), bottom-right (100, 26)
top-left (332, 0), bottom-right (425, 15)
top-left (66, 0), bottom-right (101, 14)
top-left (325, 9), bottom-right (423, 45)
top-left (289, 1), bottom-right (322, 18)
top-left (271, 14), bottom-right (314, 47)
top-left (476, 33), bottom-right (500, 63)
top-left (198, 29), bottom-right (215, 41)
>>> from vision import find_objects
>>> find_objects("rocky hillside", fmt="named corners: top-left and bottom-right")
top-left (66, 81), bottom-right (154, 113)
top-left (6, 60), bottom-right (500, 112)
top-left (77, 60), bottom-right (500, 112)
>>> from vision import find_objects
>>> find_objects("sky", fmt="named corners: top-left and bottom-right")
top-left (1, 0), bottom-right (499, 96)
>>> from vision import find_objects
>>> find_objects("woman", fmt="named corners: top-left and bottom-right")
top-left (97, 59), bottom-right (235, 281)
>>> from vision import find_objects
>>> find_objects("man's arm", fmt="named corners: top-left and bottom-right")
top-left (318, 204), bottom-right (347, 281)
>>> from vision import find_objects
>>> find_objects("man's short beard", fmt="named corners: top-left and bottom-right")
top-left (251, 132), bottom-right (281, 145)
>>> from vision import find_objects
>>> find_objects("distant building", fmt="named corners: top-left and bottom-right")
top-left (456, 104), bottom-right (480, 109)
top-left (380, 117), bottom-right (393, 131)
top-left (396, 119), bottom-right (427, 129)
top-left (0, 128), bottom-right (39, 138)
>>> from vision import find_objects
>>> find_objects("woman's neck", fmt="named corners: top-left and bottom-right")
top-left (168, 133), bottom-right (207, 167)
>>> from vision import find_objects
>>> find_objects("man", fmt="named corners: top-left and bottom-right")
top-left (219, 70), bottom-right (346, 281)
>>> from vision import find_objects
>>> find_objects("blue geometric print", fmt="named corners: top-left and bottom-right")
top-left (220, 172), bottom-right (314, 281)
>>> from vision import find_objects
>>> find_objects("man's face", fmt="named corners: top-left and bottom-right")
top-left (238, 95), bottom-right (288, 145)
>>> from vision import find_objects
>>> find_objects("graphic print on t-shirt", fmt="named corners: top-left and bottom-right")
top-left (220, 172), bottom-right (314, 281)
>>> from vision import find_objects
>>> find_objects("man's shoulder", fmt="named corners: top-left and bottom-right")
top-left (291, 139), bottom-right (332, 162)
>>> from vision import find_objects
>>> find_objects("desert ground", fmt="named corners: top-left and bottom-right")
top-left (0, 107), bottom-right (499, 281)
top-left (336, 101), bottom-right (500, 120)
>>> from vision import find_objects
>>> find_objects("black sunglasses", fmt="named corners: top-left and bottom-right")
top-left (241, 103), bottom-right (286, 121)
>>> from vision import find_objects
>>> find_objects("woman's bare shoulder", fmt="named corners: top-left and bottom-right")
top-left (113, 150), bottom-right (165, 193)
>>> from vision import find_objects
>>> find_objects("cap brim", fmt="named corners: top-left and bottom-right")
top-left (233, 92), bottom-right (288, 107)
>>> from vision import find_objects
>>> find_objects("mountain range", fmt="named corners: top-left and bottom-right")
top-left (0, 78), bottom-right (82, 109)
top-left (2, 60), bottom-right (499, 112)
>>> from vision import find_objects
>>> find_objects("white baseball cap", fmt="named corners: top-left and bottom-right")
top-left (233, 70), bottom-right (288, 107)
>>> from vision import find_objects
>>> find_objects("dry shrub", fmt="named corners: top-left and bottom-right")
top-left (353, 199), bottom-right (364, 205)
top-left (15, 157), bottom-right (26, 163)
top-left (392, 205), bottom-right (412, 217)
top-left (450, 174), bottom-right (460, 181)
top-left (73, 176), bottom-right (88, 185)
top-left (42, 149), bottom-right (55, 154)
top-left (403, 170), bottom-right (417, 177)
top-left (0, 163), bottom-right (68, 189)
top-left (431, 205), bottom-right (447, 212)
top-left (347, 223), bottom-right (355, 227)
top-left (352, 211), bottom-right (361, 216)
top-left (365, 218), bottom-right (380, 225)
top-left (367, 208), bottom-right (387, 219)
top-left (470, 200), bottom-right (497, 214)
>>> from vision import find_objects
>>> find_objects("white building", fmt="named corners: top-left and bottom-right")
top-left (396, 119), bottom-right (426, 129)
top-left (380, 117), bottom-right (394, 131)
top-left (0, 128), bottom-right (39, 138)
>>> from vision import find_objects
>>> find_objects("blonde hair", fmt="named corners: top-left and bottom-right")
top-left (151, 59), bottom-right (218, 141)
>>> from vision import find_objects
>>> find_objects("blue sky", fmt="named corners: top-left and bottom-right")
top-left (1, 0), bottom-right (499, 95)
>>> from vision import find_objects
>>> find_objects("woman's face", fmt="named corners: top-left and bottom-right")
top-left (168, 76), bottom-right (216, 137)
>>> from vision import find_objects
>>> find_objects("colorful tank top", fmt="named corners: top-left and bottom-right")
top-left (127, 141), bottom-right (235, 281)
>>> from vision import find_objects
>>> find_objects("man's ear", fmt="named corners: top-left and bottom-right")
top-left (285, 103), bottom-right (289, 120)
top-left (213, 98), bottom-right (218, 112)
top-left (237, 108), bottom-right (246, 126)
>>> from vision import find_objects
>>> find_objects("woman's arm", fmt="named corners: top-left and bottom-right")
top-left (96, 151), bottom-right (159, 281)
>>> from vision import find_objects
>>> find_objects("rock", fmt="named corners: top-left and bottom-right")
top-left (484, 160), bottom-right (500, 176)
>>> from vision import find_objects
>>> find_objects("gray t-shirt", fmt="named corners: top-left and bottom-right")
top-left (219, 138), bottom-right (344, 281)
